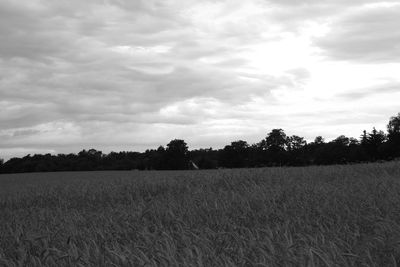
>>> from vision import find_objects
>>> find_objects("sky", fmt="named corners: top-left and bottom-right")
top-left (1, 0), bottom-right (400, 160)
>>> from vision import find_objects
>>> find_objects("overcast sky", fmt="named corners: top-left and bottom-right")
top-left (1, 0), bottom-right (400, 159)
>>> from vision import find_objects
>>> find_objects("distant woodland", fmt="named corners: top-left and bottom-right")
top-left (1, 113), bottom-right (399, 173)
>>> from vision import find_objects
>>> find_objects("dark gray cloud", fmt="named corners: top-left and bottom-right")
top-left (336, 82), bottom-right (400, 100)
top-left (315, 4), bottom-right (400, 63)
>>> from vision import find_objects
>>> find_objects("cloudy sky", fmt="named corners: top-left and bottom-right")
top-left (1, 0), bottom-right (400, 159)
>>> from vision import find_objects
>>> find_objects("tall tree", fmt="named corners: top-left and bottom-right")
top-left (384, 113), bottom-right (400, 158)
top-left (263, 129), bottom-right (287, 152)
top-left (165, 139), bottom-right (189, 170)
top-left (257, 129), bottom-right (288, 166)
top-left (286, 135), bottom-right (307, 165)
top-left (363, 128), bottom-right (386, 159)
top-left (287, 135), bottom-right (306, 151)
top-left (387, 113), bottom-right (400, 136)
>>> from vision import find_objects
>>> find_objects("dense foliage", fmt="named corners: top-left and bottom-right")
top-left (1, 113), bottom-right (400, 173)
top-left (1, 162), bottom-right (400, 266)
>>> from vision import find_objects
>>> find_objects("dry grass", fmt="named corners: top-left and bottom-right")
top-left (1, 162), bottom-right (400, 266)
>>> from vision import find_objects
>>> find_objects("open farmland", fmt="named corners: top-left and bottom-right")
top-left (1, 162), bottom-right (400, 266)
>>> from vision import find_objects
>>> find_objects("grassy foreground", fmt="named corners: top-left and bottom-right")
top-left (1, 162), bottom-right (400, 266)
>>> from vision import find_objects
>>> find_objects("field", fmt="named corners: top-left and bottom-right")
top-left (1, 162), bottom-right (400, 266)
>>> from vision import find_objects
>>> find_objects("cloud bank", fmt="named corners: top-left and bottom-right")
top-left (1, 0), bottom-right (399, 159)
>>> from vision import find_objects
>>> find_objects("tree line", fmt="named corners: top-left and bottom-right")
top-left (1, 113), bottom-right (399, 173)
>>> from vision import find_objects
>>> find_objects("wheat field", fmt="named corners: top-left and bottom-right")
top-left (1, 162), bottom-right (400, 266)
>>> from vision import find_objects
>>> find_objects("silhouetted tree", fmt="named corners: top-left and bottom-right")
top-left (388, 113), bottom-right (400, 136)
top-left (139, 147), bottom-right (166, 170)
top-left (333, 135), bottom-right (350, 146)
top-left (313, 135), bottom-right (351, 165)
top-left (287, 135), bottom-right (306, 151)
top-left (220, 140), bottom-right (249, 168)
top-left (361, 130), bottom-right (368, 146)
top-left (165, 139), bottom-right (189, 170)
top-left (87, 149), bottom-right (103, 158)
top-left (264, 129), bottom-right (287, 152)
top-left (360, 128), bottom-right (386, 160)
top-left (286, 135), bottom-right (307, 165)
top-left (257, 129), bottom-right (288, 165)
top-left (314, 136), bottom-right (325, 145)
top-left (382, 113), bottom-right (400, 158)
top-left (347, 137), bottom-right (368, 162)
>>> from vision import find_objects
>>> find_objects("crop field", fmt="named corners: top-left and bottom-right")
top-left (1, 162), bottom-right (400, 266)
